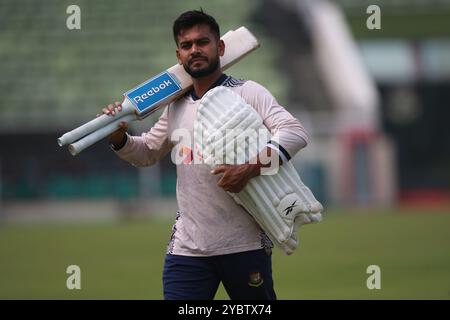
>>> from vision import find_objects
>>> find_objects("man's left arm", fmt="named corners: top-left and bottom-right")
top-left (212, 81), bottom-right (309, 193)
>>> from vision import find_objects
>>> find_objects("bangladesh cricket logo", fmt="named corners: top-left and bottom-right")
top-left (248, 272), bottom-right (264, 287)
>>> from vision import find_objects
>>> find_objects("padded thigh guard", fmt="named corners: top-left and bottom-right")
top-left (194, 87), bottom-right (323, 255)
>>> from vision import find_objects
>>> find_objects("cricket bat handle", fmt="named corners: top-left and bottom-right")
top-left (57, 99), bottom-right (135, 147)
top-left (68, 114), bottom-right (137, 155)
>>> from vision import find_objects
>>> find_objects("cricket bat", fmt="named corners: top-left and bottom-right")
top-left (57, 26), bottom-right (260, 155)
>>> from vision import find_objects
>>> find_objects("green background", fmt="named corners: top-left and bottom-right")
top-left (1, 209), bottom-right (449, 300)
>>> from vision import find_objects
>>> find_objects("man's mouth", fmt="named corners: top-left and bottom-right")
top-left (189, 57), bottom-right (207, 65)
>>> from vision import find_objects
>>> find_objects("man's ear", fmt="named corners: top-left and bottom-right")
top-left (176, 48), bottom-right (182, 65)
top-left (218, 39), bottom-right (225, 57)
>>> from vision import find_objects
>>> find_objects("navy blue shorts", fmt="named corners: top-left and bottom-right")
top-left (163, 249), bottom-right (276, 300)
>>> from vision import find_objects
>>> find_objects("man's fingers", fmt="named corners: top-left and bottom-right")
top-left (216, 176), bottom-right (230, 191)
top-left (214, 166), bottom-right (233, 191)
top-left (101, 102), bottom-right (123, 116)
top-left (108, 104), bottom-right (117, 116)
top-left (211, 165), bottom-right (229, 175)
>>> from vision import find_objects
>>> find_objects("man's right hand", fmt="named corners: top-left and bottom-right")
top-left (98, 101), bottom-right (128, 147)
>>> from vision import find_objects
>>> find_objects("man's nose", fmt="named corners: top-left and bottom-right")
top-left (190, 44), bottom-right (201, 55)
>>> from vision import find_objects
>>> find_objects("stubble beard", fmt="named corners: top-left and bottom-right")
top-left (184, 55), bottom-right (220, 79)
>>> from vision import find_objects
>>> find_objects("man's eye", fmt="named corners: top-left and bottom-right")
top-left (181, 44), bottom-right (191, 49)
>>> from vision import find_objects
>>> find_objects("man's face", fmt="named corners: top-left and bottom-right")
top-left (176, 24), bottom-right (225, 78)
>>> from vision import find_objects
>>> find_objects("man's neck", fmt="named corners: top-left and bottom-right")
top-left (192, 69), bottom-right (223, 99)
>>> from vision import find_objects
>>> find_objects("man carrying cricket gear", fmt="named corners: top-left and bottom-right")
top-left (103, 10), bottom-right (311, 300)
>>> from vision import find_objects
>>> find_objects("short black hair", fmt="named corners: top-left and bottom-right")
top-left (172, 9), bottom-right (220, 45)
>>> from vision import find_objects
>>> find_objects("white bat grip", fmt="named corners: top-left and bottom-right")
top-left (68, 114), bottom-right (137, 156)
top-left (57, 99), bottom-right (135, 146)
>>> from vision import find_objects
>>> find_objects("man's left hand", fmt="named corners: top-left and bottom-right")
top-left (211, 164), bottom-right (260, 193)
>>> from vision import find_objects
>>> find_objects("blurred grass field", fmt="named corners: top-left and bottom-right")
top-left (1, 209), bottom-right (449, 300)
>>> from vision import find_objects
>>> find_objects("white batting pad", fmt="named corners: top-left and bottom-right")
top-left (195, 86), bottom-right (323, 254)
